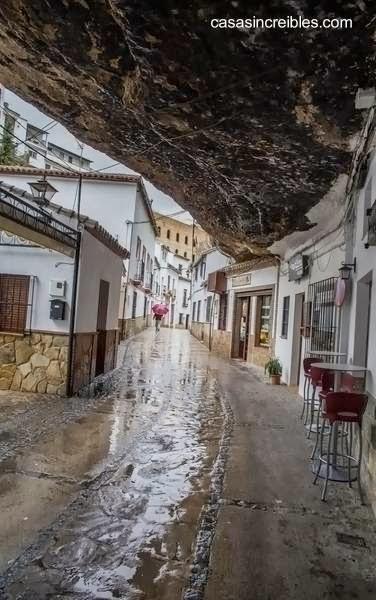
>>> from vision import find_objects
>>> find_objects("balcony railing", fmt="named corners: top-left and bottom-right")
top-left (144, 273), bottom-right (153, 292)
top-left (133, 260), bottom-right (145, 285)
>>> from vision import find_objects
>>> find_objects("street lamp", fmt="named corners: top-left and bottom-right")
top-left (28, 178), bottom-right (58, 205)
top-left (339, 259), bottom-right (356, 280)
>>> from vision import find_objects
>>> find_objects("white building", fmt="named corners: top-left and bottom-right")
top-left (153, 243), bottom-right (191, 328)
top-left (0, 91), bottom-right (92, 172)
top-left (0, 181), bottom-right (127, 395)
top-left (0, 166), bottom-right (158, 339)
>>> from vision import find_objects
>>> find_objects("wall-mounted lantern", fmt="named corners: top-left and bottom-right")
top-left (339, 258), bottom-right (356, 280)
top-left (28, 178), bottom-right (58, 205)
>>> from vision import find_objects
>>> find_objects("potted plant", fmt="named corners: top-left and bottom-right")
top-left (264, 357), bottom-right (282, 385)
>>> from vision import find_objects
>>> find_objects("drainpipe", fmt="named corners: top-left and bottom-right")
top-left (66, 230), bottom-right (81, 396)
top-left (66, 174), bottom-right (82, 397)
top-left (121, 220), bottom-right (134, 340)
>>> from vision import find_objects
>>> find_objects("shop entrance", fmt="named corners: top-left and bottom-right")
top-left (232, 295), bottom-right (251, 360)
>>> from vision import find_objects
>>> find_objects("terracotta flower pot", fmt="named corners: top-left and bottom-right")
top-left (270, 374), bottom-right (281, 385)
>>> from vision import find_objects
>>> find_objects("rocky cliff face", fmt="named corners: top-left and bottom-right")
top-left (0, 1), bottom-right (374, 258)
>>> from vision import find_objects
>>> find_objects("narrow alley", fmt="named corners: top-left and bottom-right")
top-left (0, 329), bottom-right (375, 600)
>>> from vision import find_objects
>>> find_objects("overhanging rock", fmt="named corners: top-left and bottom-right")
top-left (0, 1), bottom-right (374, 259)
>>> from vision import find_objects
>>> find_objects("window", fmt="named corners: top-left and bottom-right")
top-left (68, 155), bottom-right (73, 163)
top-left (281, 296), bottom-right (290, 338)
top-left (0, 274), bottom-right (30, 333)
top-left (178, 264), bottom-right (182, 272)
top-left (175, 249), bottom-right (179, 254)
top-left (168, 275), bottom-right (171, 290)
top-left (157, 226), bottom-right (161, 236)
top-left (257, 295), bottom-right (272, 347)
top-left (206, 296), bottom-right (212, 322)
top-left (184, 251), bottom-right (187, 258)
top-left (192, 302), bottom-right (197, 321)
top-left (183, 289), bottom-right (188, 307)
top-left (179, 313), bottom-right (183, 325)
top-left (176, 232), bottom-right (180, 242)
top-left (132, 291), bottom-right (137, 319)
top-left (143, 296), bottom-right (148, 318)
top-left (200, 258), bottom-right (206, 279)
top-left (194, 266), bottom-right (198, 281)
top-left (306, 277), bottom-right (339, 352)
top-left (136, 236), bottom-right (141, 259)
top-left (218, 293), bottom-right (228, 330)
top-left (197, 300), bottom-right (201, 322)
top-left (185, 235), bottom-right (189, 245)
top-left (167, 229), bottom-right (170, 239)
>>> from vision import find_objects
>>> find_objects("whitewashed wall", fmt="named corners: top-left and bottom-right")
top-left (75, 229), bottom-right (123, 332)
top-left (0, 244), bottom-right (73, 333)
top-left (346, 152), bottom-right (376, 397)
top-left (191, 248), bottom-right (230, 324)
top-left (275, 230), bottom-right (345, 391)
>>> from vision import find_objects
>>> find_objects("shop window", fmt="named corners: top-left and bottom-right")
top-left (256, 295), bottom-right (272, 347)
top-left (281, 296), bottom-right (290, 338)
top-left (0, 274), bottom-right (30, 334)
top-left (218, 293), bottom-right (228, 330)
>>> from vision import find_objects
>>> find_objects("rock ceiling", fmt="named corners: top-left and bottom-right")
top-left (0, 1), bottom-right (374, 259)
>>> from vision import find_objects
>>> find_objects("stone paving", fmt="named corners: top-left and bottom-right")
top-left (0, 328), bottom-right (375, 600)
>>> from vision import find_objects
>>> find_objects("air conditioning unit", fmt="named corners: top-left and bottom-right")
top-left (49, 279), bottom-right (66, 297)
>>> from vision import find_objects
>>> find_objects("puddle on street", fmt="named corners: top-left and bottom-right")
top-left (0, 330), bottom-right (224, 599)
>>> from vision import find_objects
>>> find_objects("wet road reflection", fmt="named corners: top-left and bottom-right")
top-left (0, 329), bottom-right (224, 599)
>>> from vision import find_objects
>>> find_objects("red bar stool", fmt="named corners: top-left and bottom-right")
top-left (306, 364), bottom-right (323, 439)
top-left (310, 370), bottom-right (334, 460)
top-left (313, 392), bottom-right (368, 503)
top-left (302, 358), bottom-right (322, 424)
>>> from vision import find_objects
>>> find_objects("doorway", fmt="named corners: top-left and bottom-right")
top-left (185, 314), bottom-right (189, 329)
top-left (232, 295), bottom-right (251, 360)
top-left (290, 292), bottom-right (305, 386)
top-left (95, 279), bottom-right (109, 377)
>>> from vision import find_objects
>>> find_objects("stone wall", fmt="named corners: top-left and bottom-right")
top-left (211, 329), bottom-right (232, 359)
top-left (119, 316), bottom-right (148, 339)
top-left (247, 334), bottom-right (272, 368)
top-left (361, 392), bottom-right (376, 516)
top-left (0, 332), bottom-right (68, 395)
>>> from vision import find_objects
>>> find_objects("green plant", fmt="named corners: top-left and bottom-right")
top-left (264, 357), bottom-right (282, 376)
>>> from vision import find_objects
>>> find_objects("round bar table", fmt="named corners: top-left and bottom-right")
top-left (310, 362), bottom-right (368, 482)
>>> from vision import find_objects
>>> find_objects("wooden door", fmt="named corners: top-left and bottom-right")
top-left (95, 280), bottom-right (109, 376)
top-left (238, 297), bottom-right (250, 360)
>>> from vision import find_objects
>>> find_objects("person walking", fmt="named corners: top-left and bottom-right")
top-left (153, 313), bottom-right (163, 332)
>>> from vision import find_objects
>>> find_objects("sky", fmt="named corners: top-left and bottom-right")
top-left (2, 88), bottom-right (193, 224)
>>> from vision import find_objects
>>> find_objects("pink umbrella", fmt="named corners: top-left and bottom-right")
top-left (152, 303), bottom-right (169, 316)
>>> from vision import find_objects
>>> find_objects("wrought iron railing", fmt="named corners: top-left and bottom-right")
top-left (0, 188), bottom-right (78, 250)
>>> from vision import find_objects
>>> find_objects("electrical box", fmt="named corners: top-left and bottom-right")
top-left (49, 279), bottom-right (66, 297)
top-left (50, 299), bottom-right (66, 320)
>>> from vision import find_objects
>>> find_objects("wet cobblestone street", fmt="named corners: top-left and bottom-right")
top-left (0, 329), bottom-right (225, 599)
top-left (1, 328), bottom-right (376, 600)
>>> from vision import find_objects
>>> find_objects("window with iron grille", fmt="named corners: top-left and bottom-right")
top-left (192, 301), bottom-right (196, 321)
top-left (132, 291), bottom-right (137, 319)
top-left (206, 296), bottom-right (212, 322)
top-left (281, 296), bottom-right (290, 338)
top-left (0, 274), bottom-right (30, 334)
top-left (305, 277), bottom-right (339, 353)
top-left (218, 293), bottom-right (228, 330)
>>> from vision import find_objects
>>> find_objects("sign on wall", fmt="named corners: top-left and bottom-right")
top-left (288, 254), bottom-right (309, 281)
top-left (232, 273), bottom-right (252, 287)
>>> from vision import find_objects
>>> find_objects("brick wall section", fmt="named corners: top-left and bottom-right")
top-left (0, 332), bottom-right (68, 395)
